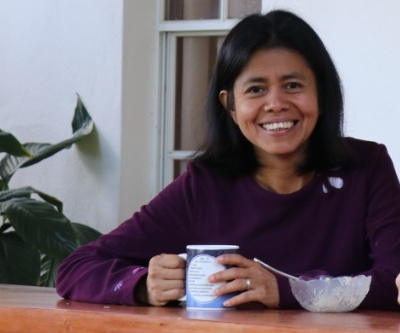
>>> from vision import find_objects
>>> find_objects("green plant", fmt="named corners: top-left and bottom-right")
top-left (0, 95), bottom-right (102, 287)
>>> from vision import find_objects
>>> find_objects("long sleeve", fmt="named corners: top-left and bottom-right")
top-left (56, 169), bottom-right (198, 305)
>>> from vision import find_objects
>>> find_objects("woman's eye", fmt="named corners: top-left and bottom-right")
top-left (247, 86), bottom-right (264, 94)
top-left (286, 82), bottom-right (302, 89)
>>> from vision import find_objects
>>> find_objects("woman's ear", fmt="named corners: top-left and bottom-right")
top-left (219, 90), bottom-right (229, 109)
top-left (219, 90), bottom-right (237, 123)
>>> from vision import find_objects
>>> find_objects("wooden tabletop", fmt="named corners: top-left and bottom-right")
top-left (0, 284), bottom-right (399, 333)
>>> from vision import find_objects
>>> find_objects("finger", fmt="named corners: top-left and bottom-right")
top-left (216, 253), bottom-right (251, 267)
top-left (213, 277), bottom-right (249, 296)
top-left (396, 275), bottom-right (400, 305)
top-left (150, 254), bottom-right (186, 269)
top-left (216, 279), bottom-right (278, 309)
top-left (148, 286), bottom-right (185, 306)
top-left (147, 278), bottom-right (185, 306)
top-left (148, 276), bottom-right (185, 291)
top-left (222, 289), bottom-right (267, 308)
top-left (148, 266), bottom-right (185, 281)
top-left (208, 266), bottom-right (247, 283)
top-left (149, 254), bottom-right (186, 281)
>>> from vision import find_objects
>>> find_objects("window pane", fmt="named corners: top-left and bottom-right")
top-left (174, 35), bottom-right (224, 151)
top-left (173, 159), bottom-right (189, 178)
top-left (165, 0), bottom-right (220, 20)
top-left (228, 0), bottom-right (261, 19)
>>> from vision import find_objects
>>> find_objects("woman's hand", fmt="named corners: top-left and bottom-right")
top-left (208, 254), bottom-right (279, 308)
top-left (145, 253), bottom-right (186, 306)
top-left (396, 273), bottom-right (400, 305)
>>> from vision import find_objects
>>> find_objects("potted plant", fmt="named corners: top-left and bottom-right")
top-left (0, 95), bottom-right (102, 287)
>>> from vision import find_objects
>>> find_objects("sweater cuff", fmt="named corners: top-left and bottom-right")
top-left (277, 275), bottom-right (301, 309)
top-left (110, 267), bottom-right (149, 305)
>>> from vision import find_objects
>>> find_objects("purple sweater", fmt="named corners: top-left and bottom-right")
top-left (56, 138), bottom-right (400, 310)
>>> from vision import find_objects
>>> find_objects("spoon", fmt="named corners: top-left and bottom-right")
top-left (254, 257), bottom-right (299, 281)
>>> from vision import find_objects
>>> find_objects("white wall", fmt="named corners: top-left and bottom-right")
top-left (267, 0), bottom-right (400, 171)
top-left (1, 0), bottom-right (400, 233)
top-left (0, 0), bottom-right (124, 233)
top-left (119, 0), bottom-right (158, 225)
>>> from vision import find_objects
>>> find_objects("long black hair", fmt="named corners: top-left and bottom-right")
top-left (193, 10), bottom-right (352, 177)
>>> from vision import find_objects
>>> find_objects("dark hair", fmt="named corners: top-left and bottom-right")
top-left (193, 9), bottom-right (352, 177)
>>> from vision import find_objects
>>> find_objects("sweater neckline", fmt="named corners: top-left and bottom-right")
top-left (246, 172), bottom-right (322, 199)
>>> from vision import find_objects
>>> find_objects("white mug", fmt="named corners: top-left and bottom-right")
top-left (179, 244), bottom-right (239, 310)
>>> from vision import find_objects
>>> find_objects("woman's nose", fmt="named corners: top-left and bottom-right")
top-left (263, 89), bottom-right (288, 113)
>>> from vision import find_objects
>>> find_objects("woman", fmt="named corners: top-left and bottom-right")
top-left (56, 10), bottom-right (400, 310)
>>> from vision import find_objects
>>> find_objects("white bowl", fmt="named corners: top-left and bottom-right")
top-left (289, 275), bottom-right (371, 312)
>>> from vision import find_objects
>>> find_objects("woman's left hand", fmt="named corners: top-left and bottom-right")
top-left (208, 254), bottom-right (279, 308)
top-left (396, 273), bottom-right (400, 305)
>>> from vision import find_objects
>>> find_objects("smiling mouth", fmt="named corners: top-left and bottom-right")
top-left (261, 121), bottom-right (296, 131)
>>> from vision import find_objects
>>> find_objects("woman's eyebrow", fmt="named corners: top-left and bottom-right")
top-left (242, 77), bottom-right (267, 85)
top-left (242, 72), bottom-right (307, 85)
top-left (281, 71), bottom-right (307, 80)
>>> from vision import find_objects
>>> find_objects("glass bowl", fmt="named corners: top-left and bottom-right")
top-left (289, 275), bottom-right (371, 312)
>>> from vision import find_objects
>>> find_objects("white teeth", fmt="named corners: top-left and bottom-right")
top-left (262, 121), bottom-right (294, 131)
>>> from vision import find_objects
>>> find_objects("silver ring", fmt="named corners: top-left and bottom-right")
top-left (246, 278), bottom-right (251, 290)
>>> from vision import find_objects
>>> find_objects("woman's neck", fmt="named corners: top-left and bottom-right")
top-left (254, 157), bottom-right (314, 194)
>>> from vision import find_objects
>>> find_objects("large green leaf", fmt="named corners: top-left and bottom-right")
top-left (0, 130), bottom-right (32, 157)
top-left (38, 224), bottom-right (102, 288)
top-left (0, 186), bottom-right (63, 213)
top-left (0, 187), bottom-right (32, 203)
top-left (21, 95), bottom-right (94, 168)
top-left (39, 254), bottom-right (60, 287)
top-left (0, 232), bottom-right (41, 285)
top-left (38, 220), bottom-right (103, 287)
top-left (71, 222), bottom-right (102, 246)
top-left (3, 198), bottom-right (78, 259)
top-left (0, 95), bottom-right (94, 184)
top-left (72, 94), bottom-right (93, 134)
top-left (0, 144), bottom-right (50, 187)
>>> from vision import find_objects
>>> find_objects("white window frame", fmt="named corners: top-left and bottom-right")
top-left (156, 0), bottom-right (268, 189)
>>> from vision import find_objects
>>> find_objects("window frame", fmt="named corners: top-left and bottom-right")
top-left (158, 30), bottom-right (228, 188)
top-left (156, 0), bottom-right (267, 189)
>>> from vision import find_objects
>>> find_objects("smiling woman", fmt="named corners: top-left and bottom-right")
top-left (219, 48), bottom-right (319, 187)
top-left (56, 10), bottom-right (400, 311)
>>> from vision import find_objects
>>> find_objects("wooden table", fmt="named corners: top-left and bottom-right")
top-left (0, 284), bottom-right (399, 333)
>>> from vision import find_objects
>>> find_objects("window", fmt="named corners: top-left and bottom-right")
top-left (158, 0), bottom-right (262, 189)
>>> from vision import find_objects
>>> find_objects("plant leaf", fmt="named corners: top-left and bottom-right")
top-left (0, 95), bottom-right (94, 183)
top-left (39, 254), bottom-right (60, 287)
top-left (21, 95), bottom-right (93, 168)
top-left (0, 143), bottom-right (50, 186)
top-left (0, 186), bottom-right (63, 213)
top-left (0, 232), bottom-right (41, 285)
top-left (0, 223), bottom-right (12, 233)
top-left (0, 130), bottom-right (32, 157)
top-left (3, 198), bottom-right (78, 259)
top-left (0, 187), bottom-right (32, 203)
top-left (71, 222), bottom-right (102, 246)
top-left (72, 94), bottom-right (93, 135)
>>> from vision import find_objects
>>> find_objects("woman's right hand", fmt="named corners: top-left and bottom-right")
top-left (145, 253), bottom-right (186, 306)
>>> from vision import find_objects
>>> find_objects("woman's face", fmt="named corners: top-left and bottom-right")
top-left (220, 47), bottom-right (319, 163)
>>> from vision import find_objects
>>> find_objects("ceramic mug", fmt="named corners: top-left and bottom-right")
top-left (179, 244), bottom-right (239, 310)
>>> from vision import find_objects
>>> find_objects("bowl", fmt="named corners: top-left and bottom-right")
top-left (289, 275), bottom-right (371, 312)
